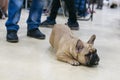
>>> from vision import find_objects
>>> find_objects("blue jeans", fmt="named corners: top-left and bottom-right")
top-left (6, 0), bottom-right (44, 31)
top-left (75, 0), bottom-right (87, 17)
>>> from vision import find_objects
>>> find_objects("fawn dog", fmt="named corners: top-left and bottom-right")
top-left (50, 24), bottom-right (100, 66)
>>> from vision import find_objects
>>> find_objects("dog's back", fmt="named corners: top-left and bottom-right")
top-left (49, 24), bottom-right (74, 50)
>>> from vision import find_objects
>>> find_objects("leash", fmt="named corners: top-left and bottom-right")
top-left (77, 0), bottom-right (95, 21)
top-left (59, 0), bottom-right (95, 21)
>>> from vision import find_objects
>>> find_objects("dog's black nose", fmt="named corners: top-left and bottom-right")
top-left (86, 54), bottom-right (100, 67)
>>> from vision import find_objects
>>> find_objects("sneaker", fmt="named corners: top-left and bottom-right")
top-left (96, 6), bottom-right (99, 9)
top-left (4, 12), bottom-right (8, 17)
top-left (27, 28), bottom-right (46, 39)
top-left (78, 12), bottom-right (89, 18)
top-left (7, 30), bottom-right (18, 43)
top-left (40, 19), bottom-right (56, 27)
top-left (67, 22), bottom-right (79, 30)
top-left (96, 6), bottom-right (103, 10)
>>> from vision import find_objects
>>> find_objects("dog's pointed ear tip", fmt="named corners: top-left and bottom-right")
top-left (92, 34), bottom-right (96, 37)
top-left (92, 34), bottom-right (96, 38)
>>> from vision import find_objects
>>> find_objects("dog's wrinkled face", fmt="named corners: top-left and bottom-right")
top-left (75, 35), bottom-right (100, 66)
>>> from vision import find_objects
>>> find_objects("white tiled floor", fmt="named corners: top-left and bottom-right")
top-left (0, 6), bottom-right (120, 80)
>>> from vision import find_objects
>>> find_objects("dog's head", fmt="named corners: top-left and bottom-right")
top-left (75, 35), bottom-right (100, 67)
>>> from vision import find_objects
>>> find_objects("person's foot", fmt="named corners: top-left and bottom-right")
top-left (99, 7), bottom-right (102, 10)
top-left (96, 6), bottom-right (99, 9)
top-left (78, 12), bottom-right (89, 18)
top-left (96, 6), bottom-right (103, 10)
top-left (27, 28), bottom-right (46, 39)
top-left (66, 22), bottom-right (79, 30)
top-left (7, 30), bottom-right (18, 43)
top-left (4, 12), bottom-right (8, 17)
top-left (40, 19), bottom-right (56, 27)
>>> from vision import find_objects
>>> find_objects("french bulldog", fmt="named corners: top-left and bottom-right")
top-left (50, 24), bottom-right (100, 66)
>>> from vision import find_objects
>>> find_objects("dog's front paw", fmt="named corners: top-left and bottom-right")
top-left (69, 60), bottom-right (80, 66)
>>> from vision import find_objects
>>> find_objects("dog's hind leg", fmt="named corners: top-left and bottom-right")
top-left (49, 28), bottom-right (55, 48)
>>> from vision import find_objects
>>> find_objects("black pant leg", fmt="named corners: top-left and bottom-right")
top-left (64, 0), bottom-right (77, 22)
top-left (49, 0), bottom-right (61, 20)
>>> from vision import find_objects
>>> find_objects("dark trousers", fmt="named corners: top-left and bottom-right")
top-left (96, 0), bottom-right (103, 7)
top-left (48, 0), bottom-right (77, 23)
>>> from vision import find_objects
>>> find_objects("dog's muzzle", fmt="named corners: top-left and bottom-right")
top-left (86, 53), bottom-right (100, 67)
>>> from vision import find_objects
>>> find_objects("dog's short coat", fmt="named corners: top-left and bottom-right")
top-left (50, 24), bottom-right (100, 66)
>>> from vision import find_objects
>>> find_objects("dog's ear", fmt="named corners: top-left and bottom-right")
top-left (87, 34), bottom-right (96, 44)
top-left (76, 40), bottom-right (84, 53)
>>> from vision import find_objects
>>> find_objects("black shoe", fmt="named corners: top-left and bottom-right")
top-left (27, 28), bottom-right (46, 39)
top-left (67, 22), bottom-right (79, 30)
top-left (41, 19), bottom-right (56, 27)
top-left (7, 30), bottom-right (18, 43)
top-left (4, 12), bottom-right (8, 17)
top-left (99, 7), bottom-right (102, 10)
top-left (96, 6), bottom-right (103, 10)
top-left (96, 6), bottom-right (99, 9)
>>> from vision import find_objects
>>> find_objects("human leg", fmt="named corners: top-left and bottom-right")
top-left (6, 0), bottom-right (23, 31)
top-left (41, 0), bottom-right (60, 26)
top-left (27, 0), bottom-right (45, 39)
top-left (96, 0), bottom-right (103, 9)
top-left (64, 0), bottom-right (79, 30)
top-left (5, 0), bottom-right (24, 42)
